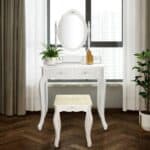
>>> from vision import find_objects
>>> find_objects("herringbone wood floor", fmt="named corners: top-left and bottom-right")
top-left (0, 110), bottom-right (150, 150)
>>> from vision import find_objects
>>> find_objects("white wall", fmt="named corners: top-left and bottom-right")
top-left (48, 84), bottom-right (122, 108)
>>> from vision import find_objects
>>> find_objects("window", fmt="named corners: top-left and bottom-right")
top-left (90, 0), bottom-right (122, 46)
top-left (90, 48), bottom-right (123, 80)
top-left (49, 0), bottom-right (123, 80)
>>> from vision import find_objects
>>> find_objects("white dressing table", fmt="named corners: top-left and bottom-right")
top-left (38, 63), bottom-right (108, 131)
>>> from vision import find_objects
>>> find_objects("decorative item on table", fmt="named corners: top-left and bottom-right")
top-left (86, 21), bottom-right (93, 65)
top-left (40, 44), bottom-right (62, 65)
top-left (86, 49), bottom-right (93, 65)
top-left (133, 49), bottom-right (150, 131)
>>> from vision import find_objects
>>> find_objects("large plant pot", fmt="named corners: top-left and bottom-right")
top-left (45, 58), bottom-right (57, 65)
top-left (139, 112), bottom-right (150, 131)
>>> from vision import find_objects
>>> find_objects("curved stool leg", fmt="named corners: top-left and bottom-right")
top-left (85, 107), bottom-right (93, 147)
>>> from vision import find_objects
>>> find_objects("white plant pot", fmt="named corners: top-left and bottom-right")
top-left (139, 112), bottom-right (150, 131)
top-left (45, 58), bottom-right (57, 65)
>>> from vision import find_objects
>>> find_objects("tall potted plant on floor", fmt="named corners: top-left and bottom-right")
top-left (133, 49), bottom-right (150, 131)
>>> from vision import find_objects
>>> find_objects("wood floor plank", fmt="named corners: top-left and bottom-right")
top-left (0, 110), bottom-right (150, 150)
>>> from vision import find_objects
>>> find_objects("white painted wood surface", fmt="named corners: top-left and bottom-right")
top-left (38, 63), bottom-right (108, 131)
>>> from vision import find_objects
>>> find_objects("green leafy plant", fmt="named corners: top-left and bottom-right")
top-left (40, 44), bottom-right (61, 59)
top-left (133, 49), bottom-right (150, 113)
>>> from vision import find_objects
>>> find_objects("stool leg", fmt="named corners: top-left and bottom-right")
top-left (85, 107), bottom-right (93, 147)
top-left (53, 108), bottom-right (61, 148)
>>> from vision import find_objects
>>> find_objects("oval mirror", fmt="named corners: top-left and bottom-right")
top-left (57, 10), bottom-right (87, 50)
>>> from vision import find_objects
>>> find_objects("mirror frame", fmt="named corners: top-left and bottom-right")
top-left (57, 10), bottom-right (88, 50)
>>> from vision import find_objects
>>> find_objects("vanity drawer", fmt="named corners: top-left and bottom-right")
top-left (43, 65), bottom-right (102, 80)
top-left (74, 68), bottom-right (99, 79)
top-left (45, 68), bottom-right (73, 79)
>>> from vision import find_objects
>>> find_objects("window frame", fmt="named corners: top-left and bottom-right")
top-left (47, 0), bottom-right (123, 47)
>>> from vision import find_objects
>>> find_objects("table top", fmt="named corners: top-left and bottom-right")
top-left (43, 63), bottom-right (104, 68)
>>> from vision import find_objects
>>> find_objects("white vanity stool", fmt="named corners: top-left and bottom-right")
top-left (53, 94), bottom-right (93, 148)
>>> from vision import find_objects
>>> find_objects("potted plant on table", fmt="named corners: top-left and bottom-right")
top-left (133, 49), bottom-right (150, 131)
top-left (40, 44), bottom-right (61, 65)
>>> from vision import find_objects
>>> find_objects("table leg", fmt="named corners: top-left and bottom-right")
top-left (45, 82), bottom-right (49, 113)
top-left (53, 108), bottom-right (61, 148)
top-left (97, 79), bottom-right (108, 130)
top-left (85, 107), bottom-right (93, 147)
top-left (38, 77), bottom-right (47, 131)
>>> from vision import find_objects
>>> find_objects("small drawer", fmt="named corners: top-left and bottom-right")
top-left (45, 68), bottom-right (73, 79)
top-left (74, 68), bottom-right (99, 79)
